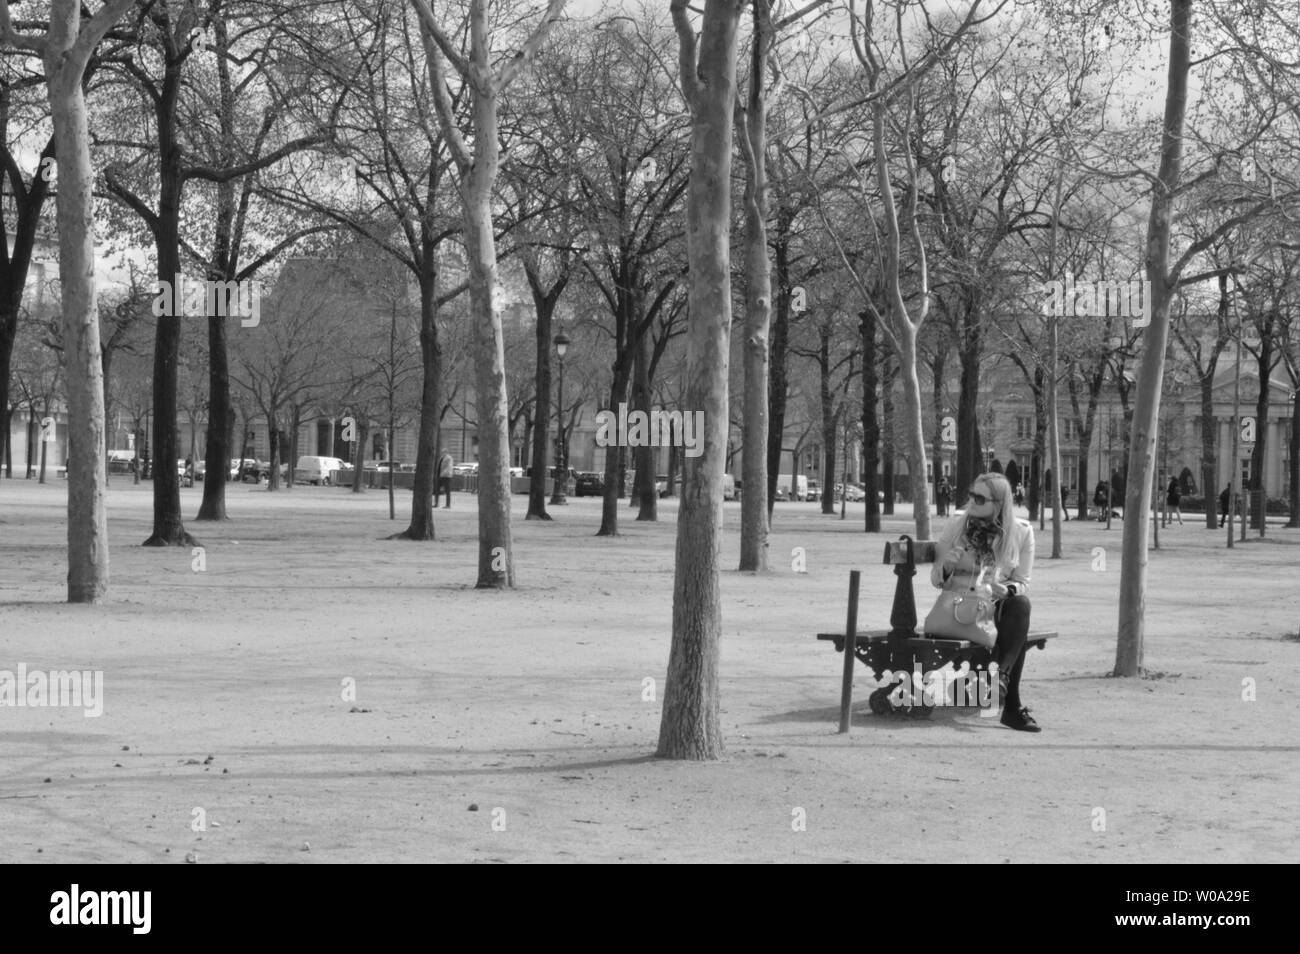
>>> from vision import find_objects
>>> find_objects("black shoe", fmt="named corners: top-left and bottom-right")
top-left (1000, 705), bottom-right (1041, 732)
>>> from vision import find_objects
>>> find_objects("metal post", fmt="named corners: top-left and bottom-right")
top-left (1229, 306), bottom-right (1242, 549)
top-left (1106, 407), bottom-right (1113, 531)
top-left (550, 356), bottom-right (566, 505)
top-left (838, 570), bottom-right (861, 734)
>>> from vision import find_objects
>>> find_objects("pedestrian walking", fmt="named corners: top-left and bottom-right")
top-left (1166, 477), bottom-right (1183, 525)
top-left (436, 449), bottom-right (453, 509)
top-left (1218, 484), bottom-right (1231, 527)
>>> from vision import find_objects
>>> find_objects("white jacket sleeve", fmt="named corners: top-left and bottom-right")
top-left (931, 520), bottom-right (960, 589)
top-left (1004, 519), bottom-right (1034, 595)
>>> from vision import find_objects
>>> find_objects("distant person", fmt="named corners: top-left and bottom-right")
top-left (1166, 477), bottom-right (1183, 525)
top-left (936, 477), bottom-right (951, 516)
top-left (1093, 480), bottom-right (1109, 520)
top-left (1060, 485), bottom-right (1070, 521)
top-left (1013, 483), bottom-right (1024, 507)
top-left (436, 449), bottom-right (453, 509)
top-left (1219, 484), bottom-right (1231, 528)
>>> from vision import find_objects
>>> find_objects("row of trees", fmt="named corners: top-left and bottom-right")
top-left (3, 0), bottom-right (1299, 754)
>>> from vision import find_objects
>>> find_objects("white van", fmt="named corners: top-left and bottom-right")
top-left (297, 456), bottom-right (347, 485)
top-left (776, 473), bottom-right (808, 501)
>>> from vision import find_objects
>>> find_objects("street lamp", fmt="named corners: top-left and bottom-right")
top-left (550, 331), bottom-right (570, 505)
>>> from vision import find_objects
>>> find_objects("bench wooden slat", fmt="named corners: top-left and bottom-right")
top-left (816, 630), bottom-right (1058, 649)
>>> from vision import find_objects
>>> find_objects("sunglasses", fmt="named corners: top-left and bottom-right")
top-left (968, 490), bottom-right (997, 506)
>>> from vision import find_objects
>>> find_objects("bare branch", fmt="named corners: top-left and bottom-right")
top-left (407, 0), bottom-right (474, 82)
top-left (0, 0), bottom-right (47, 53)
top-left (494, 0), bottom-right (568, 94)
top-left (670, 0), bottom-right (700, 106)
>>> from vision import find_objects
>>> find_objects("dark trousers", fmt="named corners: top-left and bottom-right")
top-left (993, 595), bottom-right (1032, 711)
top-left (437, 477), bottom-right (451, 507)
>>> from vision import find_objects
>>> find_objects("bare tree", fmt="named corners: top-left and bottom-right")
top-left (1, 0), bottom-right (137, 600)
top-left (656, 0), bottom-right (745, 761)
top-left (409, 0), bottom-right (567, 587)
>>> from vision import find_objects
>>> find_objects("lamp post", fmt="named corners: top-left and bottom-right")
top-left (1106, 405), bottom-right (1114, 531)
top-left (550, 331), bottom-right (570, 505)
top-left (1288, 388), bottom-right (1298, 528)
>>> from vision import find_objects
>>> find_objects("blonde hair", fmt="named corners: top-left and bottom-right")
top-left (959, 472), bottom-right (1018, 571)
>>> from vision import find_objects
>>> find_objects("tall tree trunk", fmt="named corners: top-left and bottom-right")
top-left (1116, 0), bottom-right (1192, 677)
top-left (267, 411), bottom-right (281, 491)
top-left (766, 230), bottom-right (791, 520)
top-left (658, 0), bottom-right (741, 761)
top-left (38, 403), bottom-right (47, 483)
top-left (526, 294), bottom-right (553, 520)
top-left (195, 17), bottom-right (238, 522)
top-left (597, 372), bottom-right (631, 535)
top-left (1249, 338), bottom-right (1274, 529)
top-left (861, 309), bottom-right (880, 531)
top-left (398, 258), bottom-right (441, 540)
top-left (1030, 368), bottom-right (1045, 521)
top-left (3, 404), bottom-right (12, 477)
top-left (881, 354), bottom-right (895, 514)
top-left (633, 330), bottom-right (658, 520)
top-left (462, 100), bottom-right (514, 587)
top-left (818, 325), bottom-right (836, 515)
top-left (897, 341), bottom-right (931, 539)
top-left (144, 62), bottom-right (193, 546)
top-left (1197, 279), bottom-right (1230, 529)
top-left (351, 417), bottom-right (368, 493)
top-left (288, 403), bottom-right (301, 488)
top-left (956, 299), bottom-right (982, 496)
top-left (38, 0), bottom-right (137, 599)
top-left (929, 349), bottom-right (946, 515)
top-left (197, 310), bottom-right (231, 520)
top-left (1288, 384), bottom-right (1299, 527)
top-left (737, 0), bottom-right (772, 569)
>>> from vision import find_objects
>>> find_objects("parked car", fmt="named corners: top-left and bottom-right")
top-left (453, 462), bottom-right (478, 476)
top-left (229, 458), bottom-right (262, 481)
top-left (575, 472), bottom-right (605, 497)
top-left (656, 475), bottom-right (669, 497)
top-left (193, 459), bottom-right (207, 481)
top-left (775, 473), bottom-right (807, 501)
top-left (297, 455), bottom-right (349, 485)
top-left (806, 479), bottom-right (821, 502)
top-left (835, 482), bottom-right (866, 502)
top-left (364, 459), bottom-right (406, 473)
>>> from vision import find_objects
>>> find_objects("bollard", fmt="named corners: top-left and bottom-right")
top-left (838, 570), bottom-right (861, 734)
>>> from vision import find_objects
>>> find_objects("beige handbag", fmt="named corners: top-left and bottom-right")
top-left (923, 566), bottom-right (997, 648)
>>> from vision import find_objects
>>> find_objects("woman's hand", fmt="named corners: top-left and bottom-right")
top-left (943, 545), bottom-right (966, 569)
top-left (988, 581), bottom-right (1009, 599)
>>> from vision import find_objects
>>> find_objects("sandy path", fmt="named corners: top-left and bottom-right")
top-left (2, 479), bottom-right (1296, 862)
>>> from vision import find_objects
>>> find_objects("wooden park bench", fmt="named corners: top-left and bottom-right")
top-left (815, 535), bottom-right (1057, 730)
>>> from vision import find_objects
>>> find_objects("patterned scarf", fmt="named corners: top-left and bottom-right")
top-left (964, 516), bottom-right (1002, 567)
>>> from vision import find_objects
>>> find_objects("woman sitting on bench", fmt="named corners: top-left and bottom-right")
top-left (925, 472), bottom-right (1040, 732)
